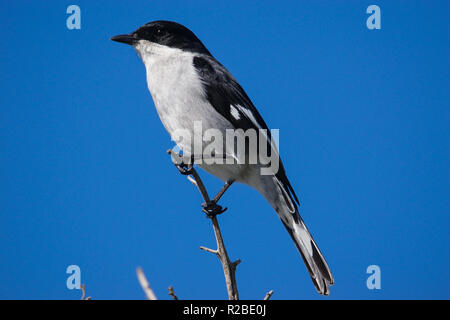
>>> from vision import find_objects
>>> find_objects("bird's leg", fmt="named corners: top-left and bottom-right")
top-left (213, 179), bottom-right (235, 203)
top-left (168, 149), bottom-right (234, 217)
top-left (176, 161), bottom-right (193, 175)
top-left (201, 179), bottom-right (235, 217)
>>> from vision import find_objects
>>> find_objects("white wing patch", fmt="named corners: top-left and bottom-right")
top-left (235, 104), bottom-right (263, 129)
top-left (230, 105), bottom-right (241, 120)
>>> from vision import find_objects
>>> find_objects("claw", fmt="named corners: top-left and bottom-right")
top-left (169, 150), bottom-right (194, 175)
top-left (202, 201), bottom-right (227, 217)
top-left (168, 150), bottom-right (230, 217)
top-left (176, 163), bottom-right (193, 175)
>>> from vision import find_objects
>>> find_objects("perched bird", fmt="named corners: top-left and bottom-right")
top-left (111, 20), bottom-right (334, 295)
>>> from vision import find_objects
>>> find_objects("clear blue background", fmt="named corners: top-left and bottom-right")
top-left (0, 1), bottom-right (448, 300)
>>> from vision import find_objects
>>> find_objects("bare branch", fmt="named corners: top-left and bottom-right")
top-left (80, 284), bottom-right (92, 300)
top-left (136, 267), bottom-right (157, 300)
top-left (200, 246), bottom-right (218, 255)
top-left (190, 166), bottom-right (211, 203)
top-left (80, 284), bottom-right (86, 300)
top-left (207, 215), bottom-right (240, 300)
top-left (187, 175), bottom-right (197, 186)
top-left (168, 286), bottom-right (178, 300)
top-left (168, 150), bottom-right (241, 300)
top-left (263, 290), bottom-right (274, 300)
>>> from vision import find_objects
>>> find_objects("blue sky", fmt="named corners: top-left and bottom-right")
top-left (0, 1), bottom-right (448, 300)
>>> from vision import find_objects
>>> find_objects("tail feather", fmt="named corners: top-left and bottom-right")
top-left (257, 175), bottom-right (334, 295)
top-left (281, 217), bottom-right (334, 295)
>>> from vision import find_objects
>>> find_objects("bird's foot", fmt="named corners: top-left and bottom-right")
top-left (169, 150), bottom-right (194, 175)
top-left (175, 162), bottom-right (193, 175)
top-left (201, 201), bottom-right (227, 217)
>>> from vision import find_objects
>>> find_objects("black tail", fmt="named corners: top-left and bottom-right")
top-left (281, 216), bottom-right (334, 295)
top-left (258, 175), bottom-right (334, 295)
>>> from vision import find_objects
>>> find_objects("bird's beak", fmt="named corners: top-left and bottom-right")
top-left (111, 34), bottom-right (136, 45)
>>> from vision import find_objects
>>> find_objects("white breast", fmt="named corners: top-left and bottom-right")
top-left (134, 41), bottom-right (264, 184)
top-left (135, 41), bottom-right (253, 182)
top-left (136, 43), bottom-right (222, 161)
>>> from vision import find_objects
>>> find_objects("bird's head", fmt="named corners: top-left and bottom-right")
top-left (111, 20), bottom-right (211, 59)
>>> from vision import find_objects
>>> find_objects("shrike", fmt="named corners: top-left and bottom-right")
top-left (111, 20), bottom-right (334, 295)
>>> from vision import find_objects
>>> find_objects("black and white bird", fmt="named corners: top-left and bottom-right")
top-left (111, 20), bottom-right (334, 295)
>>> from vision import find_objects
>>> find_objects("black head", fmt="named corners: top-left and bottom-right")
top-left (111, 20), bottom-right (211, 55)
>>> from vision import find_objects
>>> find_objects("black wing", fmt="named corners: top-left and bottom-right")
top-left (193, 55), bottom-right (299, 206)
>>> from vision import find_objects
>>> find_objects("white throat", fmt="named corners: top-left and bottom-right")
top-left (134, 40), bottom-right (185, 67)
top-left (132, 39), bottom-right (207, 142)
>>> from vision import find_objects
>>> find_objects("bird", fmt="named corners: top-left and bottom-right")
top-left (111, 20), bottom-right (334, 295)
